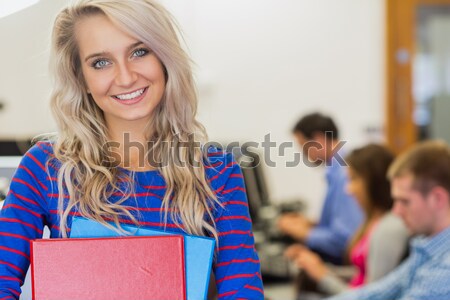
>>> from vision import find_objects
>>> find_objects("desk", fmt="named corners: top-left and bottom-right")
top-left (264, 282), bottom-right (296, 300)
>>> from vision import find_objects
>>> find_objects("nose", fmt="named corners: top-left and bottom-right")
top-left (115, 61), bottom-right (137, 87)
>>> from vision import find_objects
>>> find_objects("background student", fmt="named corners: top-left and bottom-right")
top-left (286, 144), bottom-right (409, 296)
top-left (278, 113), bottom-right (363, 264)
top-left (328, 140), bottom-right (450, 300)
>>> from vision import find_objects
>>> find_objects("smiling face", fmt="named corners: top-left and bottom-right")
top-left (75, 13), bottom-right (166, 132)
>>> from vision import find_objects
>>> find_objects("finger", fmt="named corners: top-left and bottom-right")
top-left (295, 254), bottom-right (308, 268)
top-left (284, 244), bottom-right (300, 258)
top-left (276, 217), bottom-right (286, 229)
top-left (295, 244), bottom-right (307, 253)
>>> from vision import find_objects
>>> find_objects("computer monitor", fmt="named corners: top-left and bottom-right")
top-left (0, 140), bottom-right (32, 156)
top-left (0, 156), bottom-right (22, 176)
top-left (0, 156), bottom-right (22, 203)
top-left (234, 149), bottom-right (270, 222)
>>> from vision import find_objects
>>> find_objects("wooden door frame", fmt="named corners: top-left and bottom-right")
top-left (385, 0), bottom-right (450, 154)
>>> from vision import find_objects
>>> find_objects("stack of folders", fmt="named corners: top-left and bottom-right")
top-left (69, 216), bottom-right (216, 300)
top-left (31, 236), bottom-right (186, 300)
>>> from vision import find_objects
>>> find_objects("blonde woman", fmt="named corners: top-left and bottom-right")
top-left (0, 0), bottom-right (263, 298)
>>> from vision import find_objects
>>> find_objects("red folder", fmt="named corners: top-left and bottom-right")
top-left (31, 236), bottom-right (186, 300)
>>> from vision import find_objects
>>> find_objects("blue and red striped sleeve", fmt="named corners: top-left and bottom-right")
top-left (0, 143), bottom-right (51, 299)
top-left (208, 150), bottom-right (264, 299)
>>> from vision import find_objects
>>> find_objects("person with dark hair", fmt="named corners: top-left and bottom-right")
top-left (292, 112), bottom-right (339, 142)
top-left (278, 113), bottom-right (363, 264)
top-left (327, 140), bottom-right (450, 300)
top-left (285, 144), bottom-right (409, 296)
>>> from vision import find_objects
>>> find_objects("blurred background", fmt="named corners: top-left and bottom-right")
top-left (1, 0), bottom-right (450, 299)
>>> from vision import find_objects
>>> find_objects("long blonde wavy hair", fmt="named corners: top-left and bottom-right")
top-left (49, 0), bottom-right (220, 240)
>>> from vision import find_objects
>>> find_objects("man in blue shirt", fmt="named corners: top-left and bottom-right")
top-left (278, 113), bottom-right (363, 264)
top-left (328, 140), bottom-right (450, 300)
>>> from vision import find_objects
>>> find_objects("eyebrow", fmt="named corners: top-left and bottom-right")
top-left (84, 41), bottom-right (144, 62)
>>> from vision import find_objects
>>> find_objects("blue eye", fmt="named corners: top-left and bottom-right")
top-left (92, 59), bottom-right (111, 69)
top-left (132, 48), bottom-right (149, 57)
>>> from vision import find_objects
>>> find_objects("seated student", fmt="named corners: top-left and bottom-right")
top-left (286, 144), bottom-right (409, 295)
top-left (327, 140), bottom-right (450, 300)
top-left (278, 113), bottom-right (363, 264)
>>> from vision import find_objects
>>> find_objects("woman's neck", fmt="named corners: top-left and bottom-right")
top-left (107, 124), bottom-right (156, 171)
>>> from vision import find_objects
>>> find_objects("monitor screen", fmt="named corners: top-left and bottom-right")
top-left (235, 149), bottom-right (270, 222)
top-left (0, 140), bottom-right (32, 156)
top-left (0, 156), bottom-right (22, 205)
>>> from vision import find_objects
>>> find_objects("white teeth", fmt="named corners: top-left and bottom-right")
top-left (114, 88), bottom-right (145, 100)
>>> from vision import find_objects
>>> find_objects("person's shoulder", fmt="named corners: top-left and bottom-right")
top-left (204, 146), bottom-right (238, 174)
top-left (203, 146), bottom-right (241, 190)
top-left (30, 140), bottom-right (54, 154)
top-left (14, 141), bottom-right (56, 179)
top-left (442, 251), bottom-right (450, 262)
top-left (326, 158), bottom-right (348, 181)
top-left (437, 228), bottom-right (450, 262)
top-left (377, 213), bottom-right (409, 234)
top-left (370, 213), bottom-right (410, 250)
top-left (25, 141), bottom-right (55, 162)
top-left (429, 247), bottom-right (450, 283)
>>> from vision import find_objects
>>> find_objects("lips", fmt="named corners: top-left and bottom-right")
top-left (113, 87), bottom-right (146, 100)
top-left (111, 87), bottom-right (148, 105)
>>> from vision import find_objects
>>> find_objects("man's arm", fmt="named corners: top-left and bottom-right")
top-left (325, 257), bottom-right (411, 300)
top-left (306, 180), bottom-right (362, 259)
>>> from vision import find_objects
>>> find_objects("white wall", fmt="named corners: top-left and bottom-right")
top-left (0, 0), bottom-right (67, 138)
top-left (0, 0), bottom-right (385, 219)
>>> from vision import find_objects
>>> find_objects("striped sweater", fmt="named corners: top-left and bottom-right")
top-left (0, 142), bottom-right (264, 299)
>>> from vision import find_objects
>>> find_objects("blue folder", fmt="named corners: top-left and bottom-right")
top-left (70, 216), bottom-right (215, 300)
